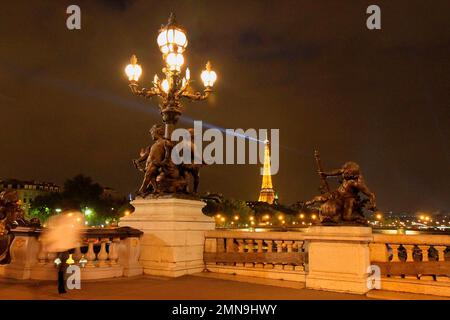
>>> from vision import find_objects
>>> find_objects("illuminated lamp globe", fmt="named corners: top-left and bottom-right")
top-left (157, 13), bottom-right (188, 55)
top-left (201, 61), bottom-right (217, 87)
top-left (166, 52), bottom-right (184, 71)
top-left (125, 55), bottom-right (142, 82)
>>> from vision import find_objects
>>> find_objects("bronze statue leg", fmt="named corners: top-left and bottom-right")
top-left (148, 166), bottom-right (160, 193)
top-left (138, 174), bottom-right (151, 194)
top-left (343, 198), bottom-right (355, 221)
top-left (139, 166), bottom-right (158, 194)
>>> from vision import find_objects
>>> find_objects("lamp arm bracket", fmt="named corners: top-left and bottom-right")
top-left (181, 89), bottom-right (211, 101)
top-left (129, 83), bottom-right (162, 99)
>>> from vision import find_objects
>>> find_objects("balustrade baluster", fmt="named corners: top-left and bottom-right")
top-left (275, 240), bottom-right (283, 253)
top-left (109, 237), bottom-right (120, 266)
top-left (294, 241), bottom-right (305, 271)
top-left (85, 238), bottom-right (97, 267)
top-left (97, 238), bottom-right (109, 267)
top-left (390, 244), bottom-right (401, 262)
top-left (286, 241), bottom-right (293, 253)
top-left (293, 241), bottom-right (301, 253)
top-left (387, 244), bottom-right (401, 278)
top-left (403, 245), bottom-right (414, 262)
top-left (244, 239), bottom-right (254, 267)
top-left (419, 245), bottom-right (429, 262)
top-left (255, 240), bottom-right (264, 268)
top-left (236, 239), bottom-right (244, 267)
top-left (274, 241), bottom-right (284, 270)
top-left (403, 245), bottom-right (418, 279)
top-left (264, 240), bottom-right (274, 269)
top-left (436, 246), bottom-right (446, 262)
top-left (283, 241), bottom-right (294, 271)
top-left (435, 246), bottom-right (450, 282)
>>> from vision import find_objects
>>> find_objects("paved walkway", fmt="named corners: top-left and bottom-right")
top-left (0, 274), bottom-right (371, 300)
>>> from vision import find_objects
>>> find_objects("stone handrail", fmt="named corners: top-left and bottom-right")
top-left (203, 230), bottom-right (306, 282)
top-left (373, 233), bottom-right (450, 246)
top-left (1, 226), bottom-right (144, 280)
top-left (11, 226), bottom-right (143, 239)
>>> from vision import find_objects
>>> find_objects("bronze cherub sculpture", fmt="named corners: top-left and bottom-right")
top-left (0, 190), bottom-right (40, 264)
top-left (133, 124), bottom-right (203, 197)
top-left (305, 151), bottom-right (377, 225)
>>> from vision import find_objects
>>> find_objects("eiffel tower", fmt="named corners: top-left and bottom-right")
top-left (258, 139), bottom-right (276, 204)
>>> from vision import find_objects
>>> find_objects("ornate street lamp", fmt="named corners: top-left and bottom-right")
top-left (125, 13), bottom-right (217, 139)
top-left (124, 13), bottom-right (217, 196)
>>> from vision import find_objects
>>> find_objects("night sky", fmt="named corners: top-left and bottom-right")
top-left (1, 1), bottom-right (449, 213)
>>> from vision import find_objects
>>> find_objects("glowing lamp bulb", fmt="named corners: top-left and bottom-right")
top-left (125, 54), bottom-right (142, 82)
top-left (185, 68), bottom-right (190, 80)
top-left (201, 61), bottom-right (217, 87)
top-left (157, 23), bottom-right (188, 55)
top-left (161, 79), bottom-right (170, 93)
top-left (166, 53), bottom-right (184, 71)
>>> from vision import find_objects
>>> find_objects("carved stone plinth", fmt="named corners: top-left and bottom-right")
top-left (0, 228), bottom-right (40, 280)
top-left (304, 226), bottom-right (373, 294)
top-left (119, 198), bottom-right (215, 277)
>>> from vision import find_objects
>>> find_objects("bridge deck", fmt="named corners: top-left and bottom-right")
top-left (0, 274), bottom-right (370, 300)
top-left (1, 274), bottom-right (448, 300)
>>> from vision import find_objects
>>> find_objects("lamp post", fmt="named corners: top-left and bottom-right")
top-left (124, 13), bottom-right (217, 196)
top-left (125, 13), bottom-right (217, 139)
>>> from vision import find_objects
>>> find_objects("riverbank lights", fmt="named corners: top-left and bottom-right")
top-left (157, 13), bottom-right (188, 55)
top-left (125, 55), bottom-right (142, 82)
top-left (201, 61), bottom-right (217, 87)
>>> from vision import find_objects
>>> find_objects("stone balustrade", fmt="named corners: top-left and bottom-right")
top-left (370, 233), bottom-right (450, 296)
top-left (0, 226), bottom-right (143, 280)
top-left (3, 221), bottom-right (450, 298)
top-left (204, 230), bottom-right (306, 282)
top-left (205, 229), bottom-right (450, 296)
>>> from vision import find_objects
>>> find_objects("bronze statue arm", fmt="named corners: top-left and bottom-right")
top-left (321, 169), bottom-right (343, 177)
top-left (357, 180), bottom-right (377, 209)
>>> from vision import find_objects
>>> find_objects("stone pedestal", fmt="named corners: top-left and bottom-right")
top-left (304, 226), bottom-right (373, 294)
top-left (119, 198), bottom-right (215, 277)
top-left (0, 229), bottom-right (39, 280)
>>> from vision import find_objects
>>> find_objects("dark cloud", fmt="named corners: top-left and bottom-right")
top-left (99, 0), bottom-right (137, 11)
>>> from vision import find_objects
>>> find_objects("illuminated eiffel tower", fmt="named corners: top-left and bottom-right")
top-left (258, 139), bottom-right (276, 204)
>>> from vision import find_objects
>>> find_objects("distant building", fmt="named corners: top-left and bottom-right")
top-left (0, 179), bottom-right (61, 214)
top-left (258, 140), bottom-right (276, 204)
top-left (101, 187), bottom-right (126, 203)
